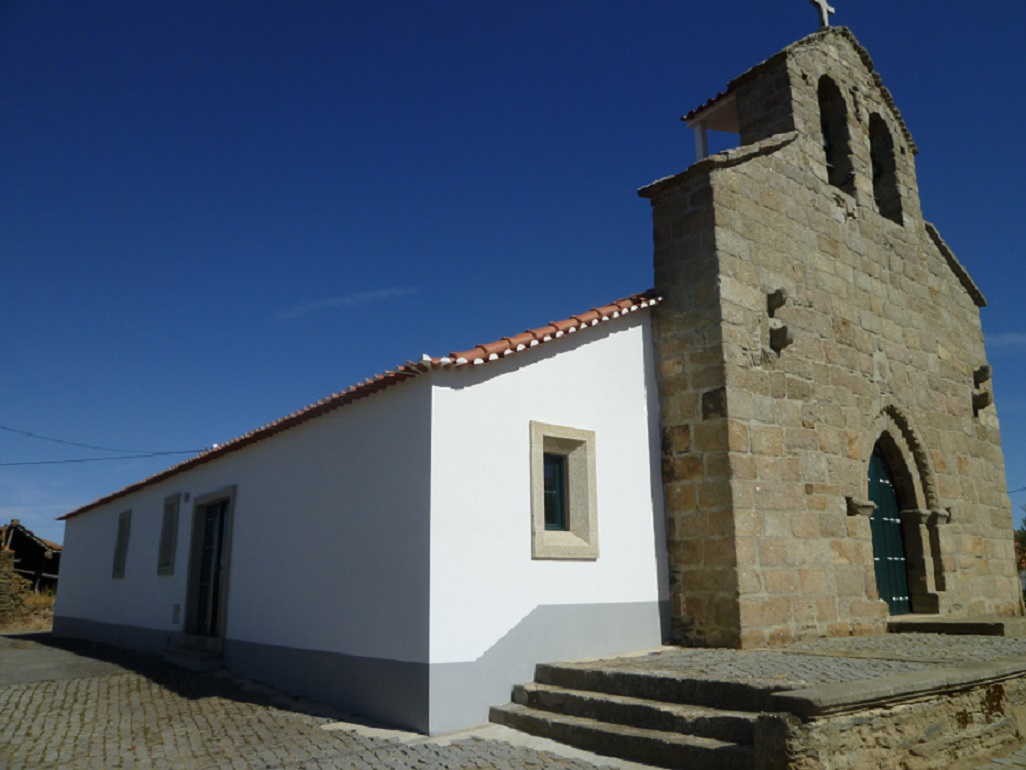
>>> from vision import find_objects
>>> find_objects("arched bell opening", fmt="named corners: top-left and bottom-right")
top-left (817, 76), bottom-right (855, 196)
top-left (869, 113), bottom-right (903, 224)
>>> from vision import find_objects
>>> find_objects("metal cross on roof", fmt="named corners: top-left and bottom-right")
top-left (809, 0), bottom-right (836, 29)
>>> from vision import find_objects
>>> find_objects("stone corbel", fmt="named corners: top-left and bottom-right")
top-left (767, 289), bottom-right (794, 354)
top-left (900, 509), bottom-right (932, 526)
top-left (931, 508), bottom-right (953, 525)
top-left (767, 288), bottom-right (788, 315)
top-left (846, 496), bottom-right (876, 517)
top-left (973, 365), bottom-right (994, 417)
top-left (769, 319), bottom-right (794, 353)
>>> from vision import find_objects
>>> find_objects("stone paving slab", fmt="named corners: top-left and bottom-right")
top-left (581, 634), bottom-right (1026, 689)
top-left (783, 633), bottom-right (1026, 662)
top-left (581, 647), bottom-right (946, 687)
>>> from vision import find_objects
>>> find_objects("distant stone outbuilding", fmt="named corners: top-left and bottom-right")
top-left (1, 519), bottom-right (61, 594)
top-left (1, 519), bottom-right (61, 628)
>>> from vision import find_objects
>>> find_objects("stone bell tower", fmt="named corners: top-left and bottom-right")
top-left (640, 27), bottom-right (1020, 648)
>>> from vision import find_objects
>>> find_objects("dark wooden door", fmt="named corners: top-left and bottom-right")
top-left (868, 448), bottom-right (911, 615)
top-left (195, 500), bottom-right (228, 636)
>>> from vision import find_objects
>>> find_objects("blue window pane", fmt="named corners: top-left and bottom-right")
top-left (543, 453), bottom-right (567, 531)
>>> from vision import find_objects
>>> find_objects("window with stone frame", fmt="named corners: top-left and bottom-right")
top-left (530, 421), bottom-right (598, 560)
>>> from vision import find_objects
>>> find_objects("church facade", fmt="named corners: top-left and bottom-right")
top-left (645, 26), bottom-right (1019, 648)
top-left (54, 26), bottom-right (1020, 733)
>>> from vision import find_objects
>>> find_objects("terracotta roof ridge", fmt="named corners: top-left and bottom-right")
top-left (60, 289), bottom-right (660, 521)
top-left (436, 290), bottom-right (660, 366)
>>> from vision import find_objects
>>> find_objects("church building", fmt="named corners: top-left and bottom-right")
top-left (54, 24), bottom-right (1020, 734)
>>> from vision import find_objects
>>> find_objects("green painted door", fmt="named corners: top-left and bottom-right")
top-left (868, 448), bottom-right (911, 615)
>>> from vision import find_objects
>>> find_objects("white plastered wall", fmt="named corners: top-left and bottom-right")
top-left (57, 485), bottom-right (188, 637)
top-left (57, 378), bottom-right (432, 665)
top-left (428, 314), bottom-right (668, 666)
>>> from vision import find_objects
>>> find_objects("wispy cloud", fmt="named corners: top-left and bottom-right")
top-left (988, 332), bottom-right (1026, 350)
top-left (278, 286), bottom-right (419, 320)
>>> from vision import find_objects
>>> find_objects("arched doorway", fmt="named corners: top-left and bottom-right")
top-left (868, 446), bottom-right (911, 615)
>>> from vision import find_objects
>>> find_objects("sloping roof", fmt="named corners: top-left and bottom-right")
top-left (1, 520), bottom-right (62, 553)
top-left (924, 223), bottom-right (987, 308)
top-left (683, 90), bottom-right (732, 124)
top-left (60, 290), bottom-right (661, 521)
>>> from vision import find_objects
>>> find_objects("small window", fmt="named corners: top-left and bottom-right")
top-left (818, 76), bottom-right (855, 196)
top-left (112, 510), bottom-right (132, 579)
top-left (530, 422), bottom-right (598, 560)
top-left (157, 494), bottom-right (181, 576)
top-left (543, 453), bottom-right (568, 531)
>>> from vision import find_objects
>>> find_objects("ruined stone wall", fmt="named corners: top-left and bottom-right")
top-left (645, 28), bottom-right (1019, 648)
top-left (0, 550), bottom-right (39, 628)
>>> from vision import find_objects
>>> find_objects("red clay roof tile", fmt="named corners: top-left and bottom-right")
top-left (683, 90), bottom-right (731, 123)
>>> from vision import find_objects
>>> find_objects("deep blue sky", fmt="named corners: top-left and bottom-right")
top-left (2, 1), bottom-right (1024, 545)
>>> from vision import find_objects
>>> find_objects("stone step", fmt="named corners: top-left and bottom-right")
top-left (513, 682), bottom-right (757, 744)
top-left (888, 615), bottom-right (1026, 637)
top-left (490, 703), bottom-right (755, 770)
top-left (535, 662), bottom-right (785, 712)
top-left (163, 647), bottom-right (223, 673)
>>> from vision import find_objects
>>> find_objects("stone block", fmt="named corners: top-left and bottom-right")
top-left (693, 421), bottom-right (729, 453)
top-left (698, 481), bottom-right (733, 511)
top-left (752, 427), bottom-right (785, 456)
top-left (665, 482), bottom-right (696, 511)
top-left (765, 569), bottom-right (800, 594)
top-left (663, 455), bottom-right (703, 483)
top-left (760, 538), bottom-right (793, 567)
top-left (661, 424), bottom-right (691, 454)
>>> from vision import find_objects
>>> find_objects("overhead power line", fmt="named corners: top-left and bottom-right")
top-left (0, 452), bottom-right (197, 467)
top-left (0, 424), bottom-right (203, 455)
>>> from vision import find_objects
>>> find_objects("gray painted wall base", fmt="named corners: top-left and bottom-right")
top-left (429, 600), bottom-right (667, 734)
top-left (226, 638), bottom-right (430, 733)
top-left (53, 615), bottom-right (176, 655)
top-left (53, 600), bottom-right (666, 736)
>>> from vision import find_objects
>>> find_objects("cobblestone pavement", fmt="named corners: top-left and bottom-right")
top-left (0, 634), bottom-right (649, 770)
top-left (5, 632), bottom-right (1026, 769)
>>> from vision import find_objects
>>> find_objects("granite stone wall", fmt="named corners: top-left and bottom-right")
top-left (757, 675), bottom-right (1026, 770)
top-left (643, 28), bottom-right (1019, 648)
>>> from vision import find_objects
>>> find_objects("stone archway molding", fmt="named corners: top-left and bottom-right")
top-left (862, 402), bottom-right (948, 606)
top-left (862, 403), bottom-right (940, 511)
